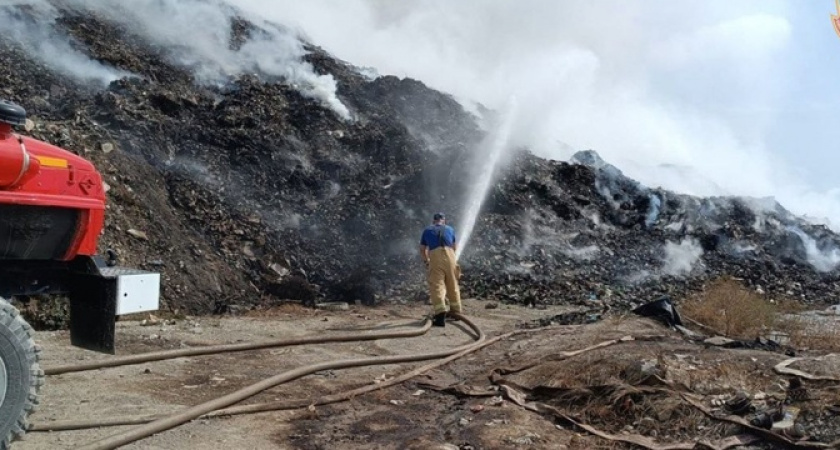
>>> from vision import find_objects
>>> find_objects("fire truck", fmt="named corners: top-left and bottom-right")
top-left (0, 99), bottom-right (160, 447)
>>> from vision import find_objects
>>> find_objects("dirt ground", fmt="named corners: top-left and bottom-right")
top-left (13, 299), bottom-right (839, 450)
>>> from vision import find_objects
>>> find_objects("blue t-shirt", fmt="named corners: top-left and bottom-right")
top-left (420, 225), bottom-right (457, 251)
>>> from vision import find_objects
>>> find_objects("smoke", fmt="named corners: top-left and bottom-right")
top-left (788, 227), bottom-right (840, 272)
top-left (645, 194), bottom-right (662, 228)
top-left (563, 244), bottom-right (600, 261)
top-left (0, 1), bottom-right (131, 85)
top-left (1, 1), bottom-right (350, 119)
top-left (65, 0), bottom-right (350, 118)
top-left (244, 0), bottom-right (840, 230)
top-left (167, 158), bottom-right (220, 187)
top-left (515, 210), bottom-right (600, 263)
top-left (731, 241), bottom-right (758, 255)
top-left (662, 238), bottom-right (704, 277)
top-left (326, 181), bottom-right (342, 199)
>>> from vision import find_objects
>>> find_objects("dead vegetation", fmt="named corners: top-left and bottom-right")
top-left (680, 276), bottom-right (840, 353)
top-left (681, 277), bottom-right (777, 339)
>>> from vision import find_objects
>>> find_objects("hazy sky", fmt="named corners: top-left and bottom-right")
top-left (231, 0), bottom-right (840, 226)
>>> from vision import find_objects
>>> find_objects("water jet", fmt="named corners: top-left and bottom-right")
top-left (456, 97), bottom-right (517, 261)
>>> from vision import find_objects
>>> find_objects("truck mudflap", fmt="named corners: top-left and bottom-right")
top-left (69, 264), bottom-right (160, 354)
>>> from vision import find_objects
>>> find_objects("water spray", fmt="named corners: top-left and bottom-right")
top-left (456, 97), bottom-right (518, 261)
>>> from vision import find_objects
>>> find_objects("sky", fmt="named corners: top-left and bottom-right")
top-left (229, 0), bottom-right (840, 227)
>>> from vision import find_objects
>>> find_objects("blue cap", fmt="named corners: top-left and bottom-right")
top-left (433, 212), bottom-right (445, 221)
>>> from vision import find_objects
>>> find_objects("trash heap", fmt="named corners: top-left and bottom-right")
top-left (459, 150), bottom-right (840, 310)
top-left (1, 4), bottom-right (839, 314)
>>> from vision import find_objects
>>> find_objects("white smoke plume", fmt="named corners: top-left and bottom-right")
top-left (662, 238), bottom-right (704, 277)
top-left (0, 1), bottom-right (131, 85)
top-left (516, 210), bottom-right (601, 263)
top-left (563, 244), bottom-right (600, 261)
top-left (645, 194), bottom-right (662, 228)
top-left (788, 227), bottom-right (840, 272)
top-left (248, 0), bottom-right (840, 230)
top-left (731, 241), bottom-right (758, 254)
top-left (1, 0), bottom-right (350, 118)
top-left (64, 0), bottom-right (351, 119)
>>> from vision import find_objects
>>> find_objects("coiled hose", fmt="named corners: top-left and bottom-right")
top-left (57, 314), bottom-right (483, 450)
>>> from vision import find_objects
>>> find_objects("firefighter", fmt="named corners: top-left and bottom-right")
top-left (419, 212), bottom-right (462, 327)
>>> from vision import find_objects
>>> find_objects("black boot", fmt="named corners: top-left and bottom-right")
top-left (433, 313), bottom-right (446, 327)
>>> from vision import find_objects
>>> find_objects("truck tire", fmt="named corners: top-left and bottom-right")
top-left (0, 300), bottom-right (42, 449)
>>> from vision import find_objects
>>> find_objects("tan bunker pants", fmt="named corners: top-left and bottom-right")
top-left (428, 247), bottom-right (461, 315)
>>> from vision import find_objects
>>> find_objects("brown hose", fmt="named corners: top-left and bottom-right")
top-left (45, 318), bottom-right (432, 375)
top-left (33, 323), bottom-right (514, 433)
top-left (75, 315), bottom-right (483, 450)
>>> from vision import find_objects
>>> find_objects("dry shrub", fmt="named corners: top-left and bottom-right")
top-left (681, 277), bottom-right (776, 339)
top-left (682, 278), bottom-right (840, 351)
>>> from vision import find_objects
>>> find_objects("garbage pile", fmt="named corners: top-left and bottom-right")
top-left (459, 150), bottom-right (840, 310)
top-left (1, 3), bottom-right (839, 314)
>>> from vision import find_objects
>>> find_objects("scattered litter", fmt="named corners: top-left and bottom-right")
top-left (632, 296), bottom-right (682, 327)
top-left (775, 356), bottom-right (840, 381)
top-left (771, 406), bottom-right (799, 431)
top-left (621, 359), bottom-right (662, 385)
top-left (374, 374), bottom-right (391, 384)
top-left (140, 314), bottom-right (161, 326)
top-left (485, 396), bottom-right (504, 406)
top-left (507, 433), bottom-right (541, 445)
top-left (127, 229), bottom-right (148, 240)
top-left (786, 377), bottom-right (809, 402)
top-left (765, 330), bottom-right (791, 345)
top-left (674, 325), bottom-right (704, 340)
top-left (724, 390), bottom-right (752, 415)
top-left (704, 336), bottom-right (735, 347)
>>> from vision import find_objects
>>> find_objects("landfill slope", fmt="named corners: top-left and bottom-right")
top-left (1, 3), bottom-right (839, 315)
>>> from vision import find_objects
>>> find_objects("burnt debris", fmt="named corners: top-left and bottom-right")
top-left (2, 4), bottom-right (840, 314)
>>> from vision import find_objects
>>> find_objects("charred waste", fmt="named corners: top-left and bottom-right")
top-left (1, 2), bottom-right (840, 316)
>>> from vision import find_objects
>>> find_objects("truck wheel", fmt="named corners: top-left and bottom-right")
top-left (0, 300), bottom-right (42, 449)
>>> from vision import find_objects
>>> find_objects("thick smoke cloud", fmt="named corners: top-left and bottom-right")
top-left (241, 0), bottom-right (840, 229)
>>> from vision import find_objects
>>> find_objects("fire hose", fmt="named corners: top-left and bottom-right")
top-left (37, 314), bottom-right (487, 450)
top-left (44, 318), bottom-right (434, 375)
